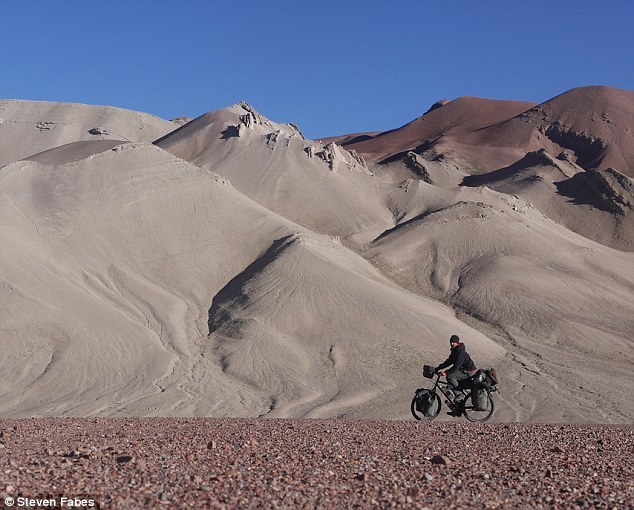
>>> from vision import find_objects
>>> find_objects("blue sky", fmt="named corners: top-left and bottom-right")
top-left (1, 1), bottom-right (633, 139)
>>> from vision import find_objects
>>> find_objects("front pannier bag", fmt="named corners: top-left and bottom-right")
top-left (415, 388), bottom-right (438, 417)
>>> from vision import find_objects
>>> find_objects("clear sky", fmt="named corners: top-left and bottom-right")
top-left (1, 1), bottom-right (633, 139)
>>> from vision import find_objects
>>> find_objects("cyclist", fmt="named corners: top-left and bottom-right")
top-left (435, 335), bottom-right (477, 403)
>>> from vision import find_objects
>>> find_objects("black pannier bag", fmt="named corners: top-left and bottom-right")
top-left (422, 365), bottom-right (436, 379)
top-left (415, 388), bottom-right (438, 417)
top-left (471, 368), bottom-right (498, 390)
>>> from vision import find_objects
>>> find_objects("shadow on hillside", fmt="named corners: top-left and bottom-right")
top-left (220, 125), bottom-right (239, 139)
top-left (208, 235), bottom-right (295, 335)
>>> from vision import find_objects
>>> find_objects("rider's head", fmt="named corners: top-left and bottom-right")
top-left (450, 335), bottom-right (460, 347)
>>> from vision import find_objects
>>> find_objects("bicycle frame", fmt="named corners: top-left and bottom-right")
top-left (429, 374), bottom-right (460, 407)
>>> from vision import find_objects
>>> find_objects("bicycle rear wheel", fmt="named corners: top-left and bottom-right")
top-left (462, 390), bottom-right (494, 422)
top-left (411, 391), bottom-right (441, 421)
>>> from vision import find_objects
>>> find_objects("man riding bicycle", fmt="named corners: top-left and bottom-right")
top-left (435, 335), bottom-right (477, 402)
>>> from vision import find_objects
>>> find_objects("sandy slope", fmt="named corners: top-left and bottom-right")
top-left (0, 140), bottom-right (502, 420)
top-left (364, 181), bottom-right (634, 422)
top-left (0, 142), bottom-right (303, 416)
top-left (460, 150), bottom-right (634, 251)
top-left (1, 93), bottom-right (633, 423)
top-left (157, 100), bottom-right (634, 423)
top-left (0, 99), bottom-right (176, 167)
top-left (156, 103), bottom-right (393, 243)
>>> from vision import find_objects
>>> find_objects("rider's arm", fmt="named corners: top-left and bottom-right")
top-left (435, 359), bottom-right (451, 372)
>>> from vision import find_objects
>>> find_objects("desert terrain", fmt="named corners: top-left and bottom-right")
top-left (0, 418), bottom-right (632, 509)
top-left (1, 86), bottom-right (633, 425)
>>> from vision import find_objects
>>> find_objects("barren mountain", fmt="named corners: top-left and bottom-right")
top-left (332, 86), bottom-right (634, 178)
top-left (436, 86), bottom-right (634, 177)
top-left (325, 96), bottom-right (536, 164)
top-left (156, 102), bottom-right (390, 242)
top-left (1, 90), bottom-right (633, 423)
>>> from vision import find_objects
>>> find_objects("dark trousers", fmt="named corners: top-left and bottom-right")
top-left (446, 369), bottom-right (471, 397)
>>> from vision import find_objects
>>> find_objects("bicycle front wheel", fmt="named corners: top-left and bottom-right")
top-left (462, 390), bottom-right (494, 422)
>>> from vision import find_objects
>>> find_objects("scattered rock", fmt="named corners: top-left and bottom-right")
top-left (348, 149), bottom-right (366, 168)
top-left (288, 122), bottom-right (306, 140)
top-left (36, 121), bottom-right (55, 131)
top-left (321, 142), bottom-right (340, 171)
top-left (88, 127), bottom-right (111, 136)
top-left (425, 99), bottom-right (450, 114)
top-left (170, 117), bottom-right (192, 126)
top-left (266, 130), bottom-right (280, 149)
top-left (63, 450), bottom-right (90, 459)
top-left (430, 455), bottom-right (451, 465)
top-left (0, 419), bottom-right (631, 508)
top-left (235, 101), bottom-right (271, 130)
top-left (313, 142), bottom-right (371, 174)
top-left (405, 151), bottom-right (432, 183)
top-left (557, 150), bottom-right (574, 162)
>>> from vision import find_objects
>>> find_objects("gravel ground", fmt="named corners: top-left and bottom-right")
top-left (0, 418), bottom-right (632, 509)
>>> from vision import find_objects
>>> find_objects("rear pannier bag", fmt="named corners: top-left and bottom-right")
top-left (471, 388), bottom-right (488, 411)
top-left (472, 368), bottom-right (498, 390)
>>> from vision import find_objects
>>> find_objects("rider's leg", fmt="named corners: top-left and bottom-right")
top-left (446, 369), bottom-right (470, 400)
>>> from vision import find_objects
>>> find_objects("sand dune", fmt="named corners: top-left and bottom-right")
top-left (1, 92), bottom-right (633, 423)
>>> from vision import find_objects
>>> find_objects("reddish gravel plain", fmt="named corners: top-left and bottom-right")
top-left (0, 418), bottom-right (632, 509)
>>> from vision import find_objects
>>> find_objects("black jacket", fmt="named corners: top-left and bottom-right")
top-left (436, 343), bottom-right (476, 372)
